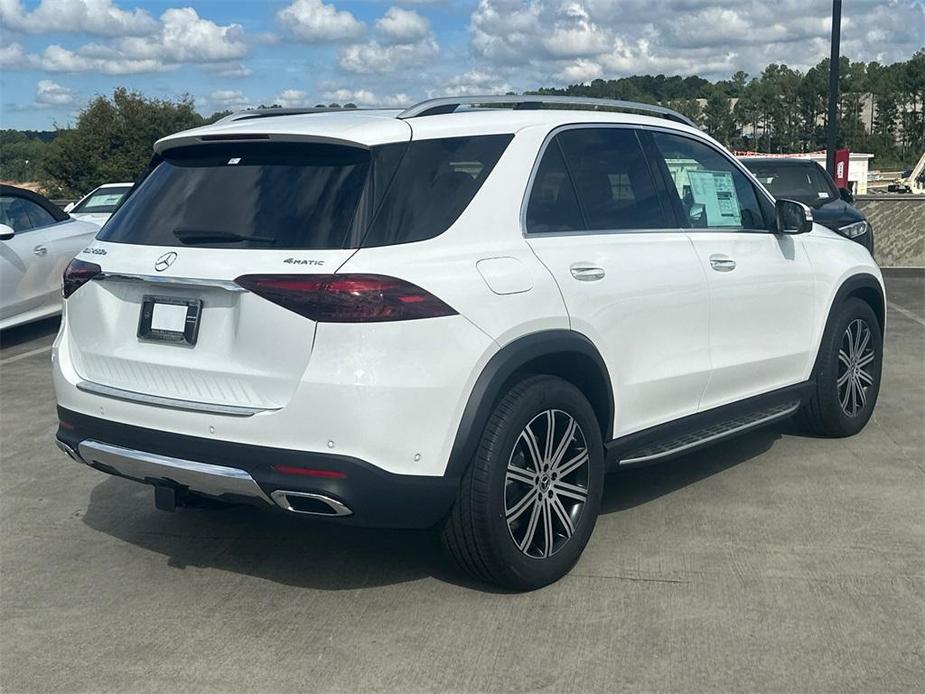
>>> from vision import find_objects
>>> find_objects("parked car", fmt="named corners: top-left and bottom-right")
top-left (64, 182), bottom-right (133, 226)
top-left (53, 97), bottom-right (884, 589)
top-left (0, 184), bottom-right (99, 330)
top-left (741, 157), bottom-right (874, 254)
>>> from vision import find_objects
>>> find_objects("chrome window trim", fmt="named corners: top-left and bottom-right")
top-left (520, 122), bottom-right (778, 239)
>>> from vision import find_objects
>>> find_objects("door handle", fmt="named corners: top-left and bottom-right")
top-left (709, 255), bottom-right (736, 272)
top-left (33, 245), bottom-right (48, 257)
top-left (570, 265), bottom-right (606, 282)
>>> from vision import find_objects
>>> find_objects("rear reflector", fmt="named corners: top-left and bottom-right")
top-left (63, 259), bottom-right (102, 299)
top-left (272, 465), bottom-right (347, 479)
top-left (234, 274), bottom-right (457, 322)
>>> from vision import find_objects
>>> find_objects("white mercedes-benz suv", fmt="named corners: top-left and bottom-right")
top-left (54, 97), bottom-right (884, 589)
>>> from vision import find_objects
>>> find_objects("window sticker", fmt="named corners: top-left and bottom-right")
top-left (687, 170), bottom-right (742, 227)
top-left (85, 194), bottom-right (124, 207)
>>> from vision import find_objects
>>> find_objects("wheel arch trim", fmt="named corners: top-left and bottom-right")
top-left (445, 330), bottom-right (613, 479)
top-left (812, 272), bottom-right (885, 377)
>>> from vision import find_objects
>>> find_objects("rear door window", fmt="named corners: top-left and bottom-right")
top-left (557, 128), bottom-right (670, 230)
top-left (525, 140), bottom-right (584, 234)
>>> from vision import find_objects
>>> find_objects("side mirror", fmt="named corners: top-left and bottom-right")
top-left (0, 224), bottom-right (15, 241)
top-left (63, 202), bottom-right (75, 213)
top-left (839, 187), bottom-right (854, 204)
top-left (776, 199), bottom-right (813, 234)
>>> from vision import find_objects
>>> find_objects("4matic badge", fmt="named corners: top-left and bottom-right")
top-left (283, 258), bottom-right (325, 266)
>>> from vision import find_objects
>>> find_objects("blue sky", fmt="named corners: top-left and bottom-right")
top-left (1, 0), bottom-right (923, 130)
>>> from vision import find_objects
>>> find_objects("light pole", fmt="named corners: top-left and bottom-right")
top-left (825, 0), bottom-right (842, 176)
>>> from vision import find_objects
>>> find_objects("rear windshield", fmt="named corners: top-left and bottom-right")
top-left (73, 186), bottom-right (132, 214)
top-left (98, 135), bottom-right (512, 250)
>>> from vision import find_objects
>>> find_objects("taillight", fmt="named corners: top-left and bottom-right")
top-left (234, 274), bottom-right (457, 322)
top-left (63, 259), bottom-right (102, 298)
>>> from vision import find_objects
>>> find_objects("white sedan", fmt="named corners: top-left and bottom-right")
top-left (1, 185), bottom-right (99, 330)
top-left (64, 182), bottom-right (133, 226)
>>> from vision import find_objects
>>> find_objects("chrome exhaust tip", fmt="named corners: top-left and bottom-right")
top-left (271, 490), bottom-right (352, 517)
top-left (56, 439), bottom-right (86, 465)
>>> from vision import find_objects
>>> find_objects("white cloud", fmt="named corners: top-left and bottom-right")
top-left (319, 88), bottom-right (412, 106)
top-left (376, 7), bottom-right (430, 44)
top-left (276, 89), bottom-right (312, 107)
top-left (0, 42), bottom-right (35, 69)
top-left (428, 69), bottom-right (513, 97)
top-left (339, 37), bottom-right (438, 73)
top-left (0, 0), bottom-right (157, 37)
top-left (208, 89), bottom-right (250, 109)
top-left (277, 0), bottom-right (365, 42)
top-left (34, 79), bottom-right (78, 106)
top-left (115, 8), bottom-right (247, 64)
top-left (1, 7), bottom-right (249, 75)
top-left (468, 0), bottom-right (925, 86)
top-left (340, 6), bottom-right (437, 74)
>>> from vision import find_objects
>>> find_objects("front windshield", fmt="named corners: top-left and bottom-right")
top-left (744, 161), bottom-right (837, 207)
top-left (73, 186), bottom-right (132, 214)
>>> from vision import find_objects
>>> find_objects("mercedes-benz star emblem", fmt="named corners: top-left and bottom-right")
top-left (154, 251), bottom-right (178, 272)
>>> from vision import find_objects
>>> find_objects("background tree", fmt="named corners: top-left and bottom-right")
top-left (703, 92), bottom-right (735, 143)
top-left (40, 88), bottom-right (205, 197)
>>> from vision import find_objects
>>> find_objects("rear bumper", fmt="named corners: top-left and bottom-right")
top-left (57, 407), bottom-right (459, 529)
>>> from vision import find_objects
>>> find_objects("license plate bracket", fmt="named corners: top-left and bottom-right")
top-left (137, 295), bottom-right (202, 345)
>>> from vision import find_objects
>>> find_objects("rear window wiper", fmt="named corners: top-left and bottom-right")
top-left (173, 228), bottom-right (275, 245)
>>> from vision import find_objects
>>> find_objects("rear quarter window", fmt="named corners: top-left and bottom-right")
top-left (361, 134), bottom-right (513, 247)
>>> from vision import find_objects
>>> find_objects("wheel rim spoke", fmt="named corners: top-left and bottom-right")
top-left (838, 349), bottom-right (851, 367)
top-left (553, 479), bottom-right (588, 503)
top-left (857, 351), bottom-right (875, 369)
top-left (855, 377), bottom-right (867, 408)
top-left (506, 464), bottom-right (536, 486)
top-left (543, 410), bottom-right (556, 463)
top-left (554, 449), bottom-right (589, 478)
top-left (517, 497), bottom-right (543, 552)
top-left (541, 500), bottom-right (554, 558)
top-left (857, 368), bottom-right (874, 386)
top-left (519, 427), bottom-right (544, 473)
top-left (549, 416), bottom-right (577, 468)
top-left (839, 379), bottom-right (852, 411)
top-left (506, 488), bottom-right (537, 523)
top-left (550, 495), bottom-right (575, 537)
top-left (836, 370), bottom-right (852, 387)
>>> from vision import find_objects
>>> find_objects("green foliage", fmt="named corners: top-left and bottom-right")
top-left (40, 87), bottom-right (206, 197)
top-left (541, 48), bottom-right (925, 167)
top-left (0, 130), bottom-right (55, 181)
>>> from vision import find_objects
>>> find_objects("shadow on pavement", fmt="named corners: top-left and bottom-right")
top-left (81, 421), bottom-right (789, 592)
top-left (0, 316), bottom-right (60, 351)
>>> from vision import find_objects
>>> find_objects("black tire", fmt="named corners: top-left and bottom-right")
top-left (441, 375), bottom-right (604, 590)
top-left (799, 297), bottom-right (883, 437)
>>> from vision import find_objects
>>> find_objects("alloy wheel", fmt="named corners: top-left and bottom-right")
top-left (837, 318), bottom-right (876, 417)
top-left (504, 409), bottom-right (589, 558)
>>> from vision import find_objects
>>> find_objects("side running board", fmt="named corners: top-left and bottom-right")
top-left (618, 400), bottom-right (800, 466)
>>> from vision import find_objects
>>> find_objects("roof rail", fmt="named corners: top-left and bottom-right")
top-left (214, 107), bottom-right (390, 125)
top-left (397, 95), bottom-right (697, 128)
